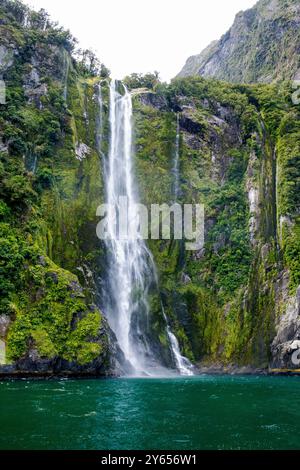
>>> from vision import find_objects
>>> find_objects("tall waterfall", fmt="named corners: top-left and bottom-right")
top-left (103, 80), bottom-right (160, 375)
top-left (102, 80), bottom-right (194, 376)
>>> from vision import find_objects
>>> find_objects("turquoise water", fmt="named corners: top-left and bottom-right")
top-left (1, 375), bottom-right (300, 450)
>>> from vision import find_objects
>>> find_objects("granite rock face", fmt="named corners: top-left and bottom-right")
top-left (0, 45), bottom-right (14, 74)
top-left (178, 0), bottom-right (300, 84)
top-left (271, 286), bottom-right (300, 369)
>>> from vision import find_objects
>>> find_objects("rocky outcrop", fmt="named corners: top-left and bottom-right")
top-left (178, 0), bottom-right (300, 84)
top-left (0, 317), bottom-right (130, 377)
top-left (0, 45), bottom-right (14, 74)
top-left (137, 90), bottom-right (168, 111)
top-left (271, 286), bottom-right (300, 369)
top-left (75, 142), bottom-right (91, 161)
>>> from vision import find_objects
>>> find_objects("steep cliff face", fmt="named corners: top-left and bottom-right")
top-left (132, 78), bottom-right (300, 370)
top-left (0, 0), bottom-right (119, 376)
top-left (0, 0), bottom-right (299, 375)
top-left (178, 0), bottom-right (300, 84)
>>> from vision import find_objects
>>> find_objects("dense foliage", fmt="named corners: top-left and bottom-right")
top-left (0, 0), bottom-right (299, 373)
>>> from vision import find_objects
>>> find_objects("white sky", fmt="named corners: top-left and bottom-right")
top-left (27, 0), bottom-right (257, 82)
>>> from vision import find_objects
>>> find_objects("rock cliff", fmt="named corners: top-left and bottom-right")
top-left (0, 0), bottom-right (299, 375)
top-left (178, 0), bottom-right (300, 84)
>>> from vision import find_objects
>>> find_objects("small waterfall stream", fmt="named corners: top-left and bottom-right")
top-left (31, 153), bottom-right (37, 174)
top-left (172, 113), bottom-right (180, 201)
top-left (161, 305), bottom-right (194, 376)
top-left (23, 11), bottom-right (29, 28)
top-left (167, 330), bottom-right (194, 376)
top-left (63, 51), bottom-right (70, 102)
top-left (102, 80), bottom-right (193, 376)
top-left (96, 82), bottom-right (104, 157)
top-left (168, 112), bottom-right (194, 375)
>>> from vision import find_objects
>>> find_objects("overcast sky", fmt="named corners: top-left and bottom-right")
top-left (27, 0), bottom-right (257, 81)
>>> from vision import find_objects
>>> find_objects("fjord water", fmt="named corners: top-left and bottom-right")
top-left (1, 375), bottom-right (300, 450)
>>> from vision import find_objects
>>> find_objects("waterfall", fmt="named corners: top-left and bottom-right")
top-left (103, 80), bottom-right (160, 375)
top-left (23, 12), bottom-right (29, 28)
top-left (31, 154), bottom-right (37, 174)
top-left (172, 113), bottom-right (180, 201)
top-left (96, 82), bottom-right (103, 156)
top-left (24, 148), bottom-right (37, 174)
top-left (161, 304), bottom-right (194, 376)
top-left (102, 80), bottom-right (194, 377)
top-left (167, 330), bottom-right (194, 376)
top-left (63, 51), bottom-right (70, 102)
top-left (42, 19), bottom-right (48, 32)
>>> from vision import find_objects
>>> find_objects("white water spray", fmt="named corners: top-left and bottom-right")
top-left (161, 305), bottom-right (194, 376)
top-left (167, 330), bottom-right (194, 376)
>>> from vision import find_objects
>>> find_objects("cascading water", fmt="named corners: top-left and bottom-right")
top-left (102, 80), bottom-right (194, 376)
top-left (167, 330), bottom-right (194, 376)
top-left (23, 11), bottom-right (29, 28)
top-left (160, 303), bottom-right (194, 376)
top-left (172, 113), bottom-right (180, 201)
top-left (31, 154), bottom-right (37, 174)
top-left (62, 51), bottom-right (70, 102)
top-left (103, 80), bottom-right (160, 375)
top-left (96, 82), bottom-right (104, 157)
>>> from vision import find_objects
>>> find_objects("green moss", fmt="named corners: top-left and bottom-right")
top-left (132, 77), bottom-right (296, 367)
top-left (277, 112), bottom-right (300, 216)
top-left (31, 328), bottom-right (57, 358)
top-left (6, 255), bottom-right (104, 363)
top-left (64, 312), bottom-right (102, 365)
top-left (283, 219), bottom-right (300, 292)
top-left (158, 332), bottom-right (168, 348)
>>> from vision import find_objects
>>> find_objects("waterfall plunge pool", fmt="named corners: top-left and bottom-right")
top-left (1, 375), bottom-right (300, 450)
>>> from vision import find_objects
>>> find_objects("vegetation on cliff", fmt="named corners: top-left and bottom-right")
top-left (0, 0), bottom-right (299, 373)
top-left (178, 0), bottom-right (300, 84)
top-left (0, 0), bottom-right (110, 372)
top-left (133, 76), bottom-right (300, 368)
